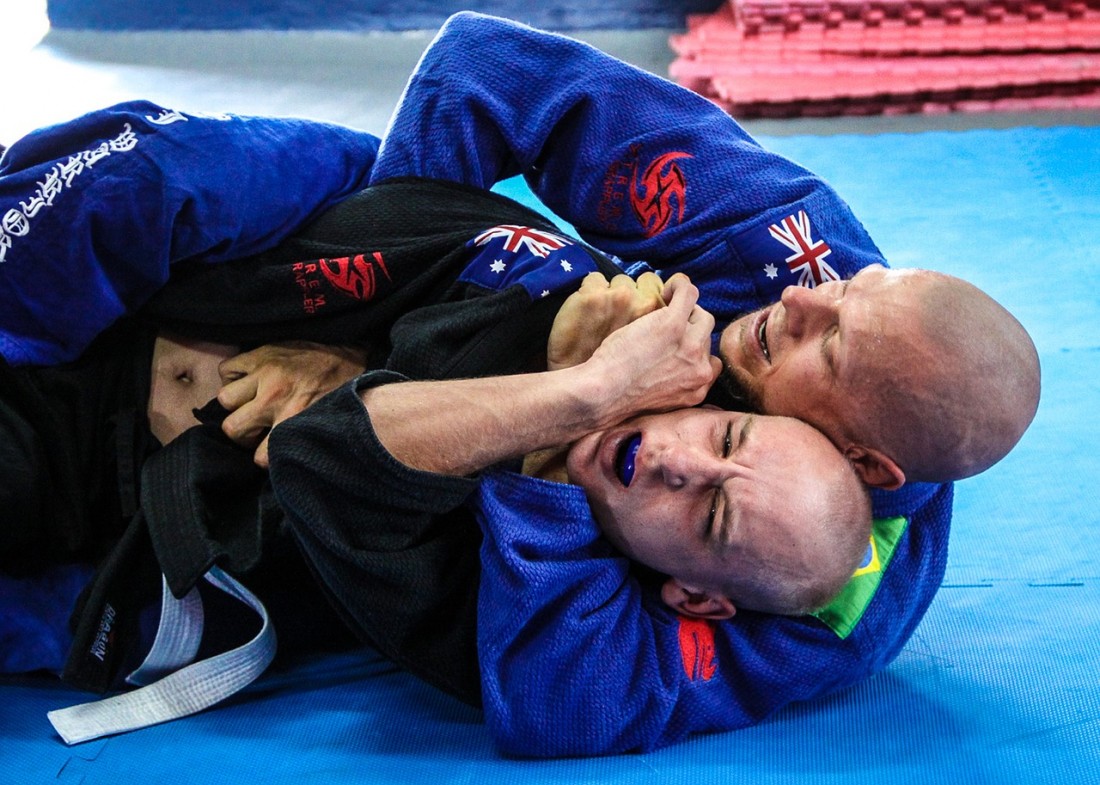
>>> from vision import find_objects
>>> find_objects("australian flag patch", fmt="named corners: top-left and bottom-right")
top-left (459, 224), bottom-right (599, 301)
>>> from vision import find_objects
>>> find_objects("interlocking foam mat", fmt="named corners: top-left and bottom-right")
top-left (3, 124), bottom-right (1098, 784)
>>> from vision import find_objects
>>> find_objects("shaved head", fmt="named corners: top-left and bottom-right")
top-left (850, 271), bottom-right (1040, 482)
top-left (718, 264), bottom-right (1040, 487)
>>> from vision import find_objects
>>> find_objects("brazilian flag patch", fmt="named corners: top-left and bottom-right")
top-left (812, 515), bottom-right (908, 639)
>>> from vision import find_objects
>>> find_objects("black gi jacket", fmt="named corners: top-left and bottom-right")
top-left (8, 179), bottom-right (620, 701)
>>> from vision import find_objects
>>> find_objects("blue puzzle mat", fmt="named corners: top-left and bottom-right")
top-left (3, 124), bottom-right (1098, 784)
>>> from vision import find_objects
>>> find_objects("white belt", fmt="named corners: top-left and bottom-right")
top-left (48, 566), bottom-right (276, 745)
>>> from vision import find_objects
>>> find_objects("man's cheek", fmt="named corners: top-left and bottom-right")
top-left (762, 369), bottom-right (815, 418)
top-left (717, 324), bottom-right (747, 374)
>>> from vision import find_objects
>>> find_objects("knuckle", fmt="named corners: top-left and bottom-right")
top-left (609, 288), bottom-right (633, 307)
top-left (221, 418), bottom-right (244, 441)
top-left (216, 387), bottom-right (236, 408)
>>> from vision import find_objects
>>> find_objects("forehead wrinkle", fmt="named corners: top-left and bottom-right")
top-left (715, 413), bottom-right (777, 553)
top-left (828, 277), bottom-right (866, 384)
top-left (713, 460), bottom-right (763, 554)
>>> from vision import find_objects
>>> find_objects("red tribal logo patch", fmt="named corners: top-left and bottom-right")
top-left (677, 616), bottom-right (717, 682)
top-left (630, 151), bottom-right (693, 238)
top-left (319, 252), bottom-right (392, 301)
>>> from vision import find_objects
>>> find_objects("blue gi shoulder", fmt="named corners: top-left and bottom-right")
top-left (373, 11), bottom-right (887, 329)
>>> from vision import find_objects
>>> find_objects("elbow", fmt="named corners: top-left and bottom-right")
top-left (484, 689), bottom-right (667, 758)
top-left (432, 12), bottom-right (518, 61)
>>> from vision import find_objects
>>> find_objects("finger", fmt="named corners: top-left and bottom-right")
top-left (217, 374), bottom-right (259, 412)
top-left (663, 274), bottom-right (701, 315)
top-left (578, 271), bottom-right (611, 292)
top-left (218, 362), bottom-right (246, 384)
top-left (686, 305), bottom-right (717, 345)
top-left (709, 355), bottom-right (723, 381)
top-left (220, 403), bottom-right (270, 446)
top-left (635, 271), bottom-right (664, 297)
top-left (662, 272), bottom-right (690, 300)
top-left (631, 273), bottom-right (667, 316)
top-left (254, 435), bottom-right (271, 469)
top-left (218, 348), bottom-right (264, 383)
top-left (607, 274), bottom-right (636, 289)
top-left (661, 272), bottom-right (697, 303)
top-left (688, 303), bottom-right (715, 328)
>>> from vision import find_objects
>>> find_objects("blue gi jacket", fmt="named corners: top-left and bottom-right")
top-left (372, 12), bottom-right (953, 757)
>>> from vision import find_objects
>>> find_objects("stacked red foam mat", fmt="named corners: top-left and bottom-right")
top-left (669, 0), bottom-right (1100, 117)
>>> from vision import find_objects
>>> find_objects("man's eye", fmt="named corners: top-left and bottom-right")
top-left (708, 423), bottom-right (733, 534)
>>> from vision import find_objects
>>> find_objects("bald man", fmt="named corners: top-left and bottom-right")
top-left (717, 264), bottom-right (1039, 486)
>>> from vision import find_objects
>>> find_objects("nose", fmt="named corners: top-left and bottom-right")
top-left (780, 282), bottom-right (838, 337)
top-left (645, 443), bottom-right (723, 490)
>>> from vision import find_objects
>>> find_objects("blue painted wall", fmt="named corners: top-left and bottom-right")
top-left (47, 1), bottom-right (721, 30)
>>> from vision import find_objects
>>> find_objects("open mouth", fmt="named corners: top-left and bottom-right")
top-left (615, 433), bottom-right (642, 486)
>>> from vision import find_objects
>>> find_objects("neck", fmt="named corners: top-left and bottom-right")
top-left (522, 447), bottom-right (571, 483)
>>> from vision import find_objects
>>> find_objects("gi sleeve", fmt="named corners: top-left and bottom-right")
top-left (0, 100), bottom-right (379, 366)
top-left (475, 471), bottom-right (871, 757)
top-left (266, 370), bottom-right (485, 703)
top-left (371, 12), bottom-right (887, 326)
top-left (268, 371), bottom-right (479, 553)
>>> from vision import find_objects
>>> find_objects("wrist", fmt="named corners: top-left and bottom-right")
top-left (561, 362), bottom-right (624, 434)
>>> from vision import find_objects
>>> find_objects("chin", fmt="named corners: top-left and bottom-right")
top-left (591, 510), bottom-right (630, 560)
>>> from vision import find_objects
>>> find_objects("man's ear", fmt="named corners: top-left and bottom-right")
top-left (661, 578), bottom-right (736, 620)
top-left (844, 444), bottom-right (906, 490)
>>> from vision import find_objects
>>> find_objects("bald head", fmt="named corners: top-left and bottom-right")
top-left (726, 459), bottom-right (873, 616)
top-left (718, 264), bottom-right (1041, 487)
top-left (848, 270), bottom-right (1040, 483)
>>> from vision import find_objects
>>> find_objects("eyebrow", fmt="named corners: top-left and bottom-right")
top-left (711, 415), bottom-right (755, 552)
top-left (737, 414), bottom-right (754, 452)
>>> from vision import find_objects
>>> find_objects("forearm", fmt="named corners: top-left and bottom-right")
top-left (361, 366), bottom-right (610, 476)
top-left (373, 13), bottom-right (887, 324)
top-left (362, 273), bottom-right (718, 477)
top-left (372, 12), bottom-right (762, 249)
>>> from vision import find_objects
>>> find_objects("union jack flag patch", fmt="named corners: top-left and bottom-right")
top-left (740, 208), bottom-right (841, 300)
top-left (473, 224), bottom-right (568, 258)
top-left (769, 210), bottom-right (839, 289)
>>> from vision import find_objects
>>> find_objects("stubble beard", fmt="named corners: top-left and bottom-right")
top-left (704, 360), bottom-right (762, 414)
